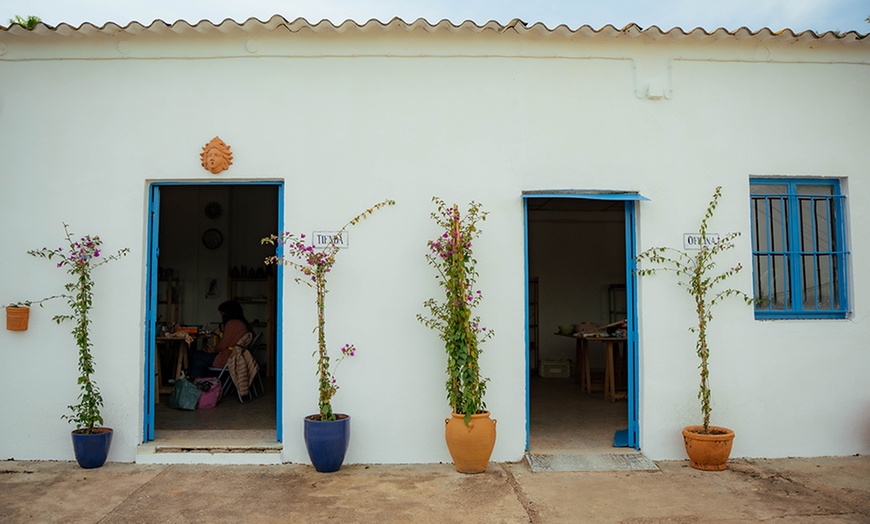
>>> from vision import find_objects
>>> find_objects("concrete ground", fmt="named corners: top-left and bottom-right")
top-left (0, 455), bottom-right (867, 523)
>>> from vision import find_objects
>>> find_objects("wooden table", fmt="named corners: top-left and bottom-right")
top-left (155, 335), bottom-right (190, 397)
top-left (155, 332), bottom-right (215, 400)
top-left (558, 333), bottom-right (627, 402)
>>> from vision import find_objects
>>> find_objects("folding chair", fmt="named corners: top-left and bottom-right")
top-left (247, 332), bottom-right (266, 396)
top-left (208, 332), bottom-right (264, 403)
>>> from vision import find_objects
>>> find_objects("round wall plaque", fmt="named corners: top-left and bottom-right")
top-left (202, 228), bottom-right (223, 250)
top-left (204, 201), bottom-right (222, 219)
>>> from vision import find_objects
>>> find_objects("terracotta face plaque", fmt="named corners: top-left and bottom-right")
top-left (200, 137), bottom-right (233, 174)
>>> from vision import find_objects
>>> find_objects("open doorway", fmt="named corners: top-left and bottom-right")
top-left (525, 194), bottom-right (640, 455)
top-left (144, 183), bottom-right (281, 446)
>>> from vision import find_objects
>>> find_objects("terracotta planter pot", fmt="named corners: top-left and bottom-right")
top-left (5, 306), bottom-right (30, 331)
top-left (682, 425), bottom-right (735, 471)
top-left (444, 411), bottom-right (496, 474)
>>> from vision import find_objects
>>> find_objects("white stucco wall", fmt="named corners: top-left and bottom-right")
top-left (1, 20), bottom-right (868, 464)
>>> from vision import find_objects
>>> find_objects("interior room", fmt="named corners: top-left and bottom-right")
top-left (526, 197), bottom-right (632, 455)
top-left (151, 190), bottom-right (633, 452)
top-left (152, 184), bottom-right (279, 446)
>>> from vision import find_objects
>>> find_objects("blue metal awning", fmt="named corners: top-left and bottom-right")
top-left (522, 190), bottom-right (650, 201)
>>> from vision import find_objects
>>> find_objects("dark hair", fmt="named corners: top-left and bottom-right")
top-left (218, 300), bottom-right (253, 333)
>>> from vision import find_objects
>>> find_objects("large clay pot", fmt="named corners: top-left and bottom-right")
top-left (303, 414), bottom-right (351, 473)
top-left (444, 411), bottom-right (496, 474)
top-left (71, 427), bottom-right (113, 469)
top-left (5, 306), bottom-right (30, 331)
top-left (682, 425), bottom-right (735, 471)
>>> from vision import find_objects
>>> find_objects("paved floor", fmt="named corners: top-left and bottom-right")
top-left (147, 375), bottom-right (630, 464)
top-left (1, 455), bottom-right (867, 523)
top-left (153, 375), bottom-right (628, 457)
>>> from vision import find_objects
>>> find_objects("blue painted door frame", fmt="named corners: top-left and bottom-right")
top-left (144, 187), bottom-right (160, 441)
top-left (523, 192), bottom-right (646, 450)
top-left (144, 181), bottom-right (284, 443)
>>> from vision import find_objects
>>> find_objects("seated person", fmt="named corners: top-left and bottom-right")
top-left (189, 300), bottom-right (253, 378)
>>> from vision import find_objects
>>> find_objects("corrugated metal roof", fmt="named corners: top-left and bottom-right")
top-left (1, 15), bottom-right (866, 43)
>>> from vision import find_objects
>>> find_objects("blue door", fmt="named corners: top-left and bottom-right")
top-left (523, 191), bottom-right (647, 450)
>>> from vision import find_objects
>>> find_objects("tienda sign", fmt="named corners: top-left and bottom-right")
top-left (313, 231), bottom-right (349, 249)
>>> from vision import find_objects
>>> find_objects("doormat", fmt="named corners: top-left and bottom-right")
top-left (525, 453), bottom-right (659, 472)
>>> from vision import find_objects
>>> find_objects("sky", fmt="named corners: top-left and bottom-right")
top-left (1, 0), bottom-right (869, 34)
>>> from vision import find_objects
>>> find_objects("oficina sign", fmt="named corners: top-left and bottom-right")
top-left (683, 233), bottom-right (720, 250)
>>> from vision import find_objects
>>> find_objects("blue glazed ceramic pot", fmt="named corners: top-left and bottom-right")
top-left (71, 428), bottom-right (113, 469)
top-left (303, 414), bottom-right (350, 473)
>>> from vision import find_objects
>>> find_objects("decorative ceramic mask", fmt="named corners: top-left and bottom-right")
top-left (200, 137), bottom-right (233, 174)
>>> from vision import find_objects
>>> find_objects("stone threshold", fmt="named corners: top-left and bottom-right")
top-left (525, 452), bottom-right (659, 472)
top-left (154, 445), bottom-right (281, 454)
top-left (137, 429), bottom-right (283, 464)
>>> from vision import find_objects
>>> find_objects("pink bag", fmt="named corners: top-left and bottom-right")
top-left (195, 377), bottom-right (221, 409)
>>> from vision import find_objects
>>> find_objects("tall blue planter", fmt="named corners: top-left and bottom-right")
top-left (71, 428), bottom-right (113, 469)
top-left (303, 414), bottom-right (350, 473)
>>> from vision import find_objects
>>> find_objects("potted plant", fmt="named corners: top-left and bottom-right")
top-left (5, 303), bottom-right (31, 331)
top-left (5, 293), bottom-right (69, 331)
top-left (27, 224), bottom-right (129, 468)
top-left (417, 197), bottom-right (496, 474)
top-left (263, 199), bottom-right (395, 472)
top-left (635, 186), bottom-right (752, 471)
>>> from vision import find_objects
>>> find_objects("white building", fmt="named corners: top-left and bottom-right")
top-left (1, 16), bottom-right (868, 465)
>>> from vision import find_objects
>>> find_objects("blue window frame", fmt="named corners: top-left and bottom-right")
top-left (749, 179), bottom-right (849, 319)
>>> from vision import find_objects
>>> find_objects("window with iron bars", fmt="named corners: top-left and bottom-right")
top-left (749, 179), bottom-right (849, 319)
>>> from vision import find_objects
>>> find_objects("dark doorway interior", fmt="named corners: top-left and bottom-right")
top-left (153, 185), bottom-right (278, 439)
top-left (527, 198), bottom-right (629, 454)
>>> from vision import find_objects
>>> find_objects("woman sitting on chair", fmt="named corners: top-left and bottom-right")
top-left (189, 300), bottom-right (253, 378)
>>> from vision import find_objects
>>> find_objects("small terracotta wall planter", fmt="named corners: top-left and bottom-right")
top-left (5, 306), bottom-right (30, 331)
top-left (682, 425), bottom-right (735, 471)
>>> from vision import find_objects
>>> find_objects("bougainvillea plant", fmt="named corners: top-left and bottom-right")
top-left (28, 224), bottom-right (130, 433)
top-left (262, 199), bottom-right (395, 422)
top-left (417, 197), bottom-right (494, 425)
top-left (635, 186), bottom-right (752, 434)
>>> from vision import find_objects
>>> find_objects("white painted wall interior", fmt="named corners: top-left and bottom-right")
top-left (0, 24), bottom-right (867, 464)
top-left (527, 203), bottom-right (626, 369)
top-left (157, 185), bottom-right (277, 328)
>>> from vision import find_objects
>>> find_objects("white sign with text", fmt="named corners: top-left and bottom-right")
top-left (313, 231), bottom-right (349, 249)
top-left (683, 233), bottom-right (720, 250)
